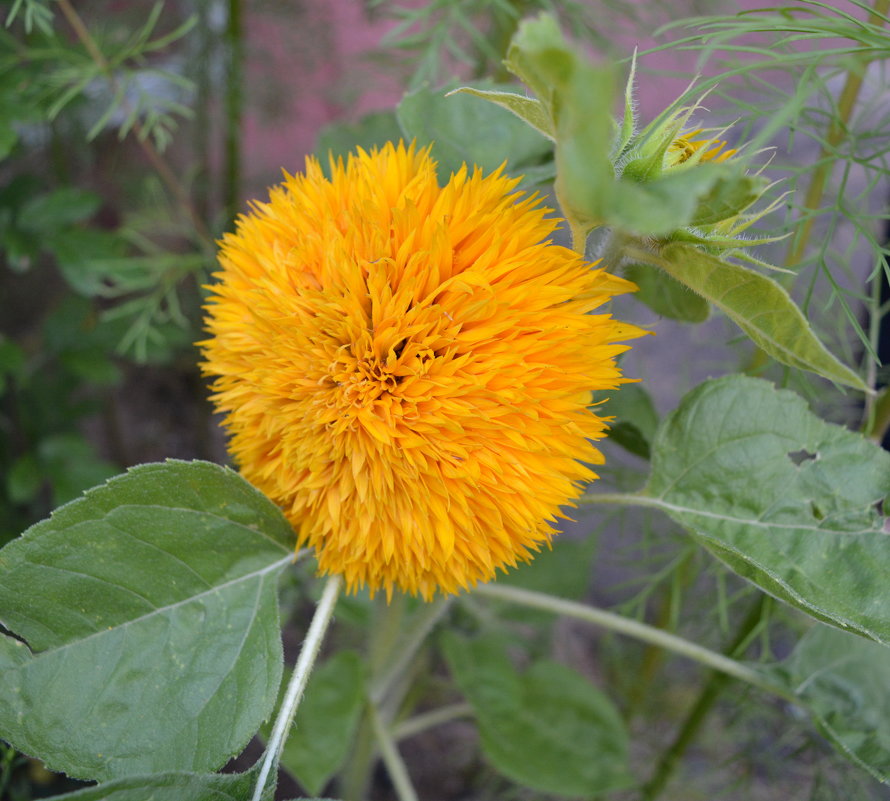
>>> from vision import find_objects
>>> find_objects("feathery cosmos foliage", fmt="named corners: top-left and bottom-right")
top-left (201, 142), bottom-right (644, 599)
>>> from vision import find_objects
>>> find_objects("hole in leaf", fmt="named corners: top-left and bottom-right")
top-left (788, 448), bottom-right (818, 467)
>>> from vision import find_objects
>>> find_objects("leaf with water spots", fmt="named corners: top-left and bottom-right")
top-left (0, 460), bottom-right (296, 781)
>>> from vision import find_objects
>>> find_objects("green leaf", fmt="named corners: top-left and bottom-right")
top-left (37, 433), bottom-right (119, 506)
top-left (624, 262), bottom-right (710, 324)
top-left (19, 188), bottom-right (101, 233)
top-left (448, 87), bottom-right (554, 140)
top-left (442, 632), bottom-right (631, 796)
top-left (650, 244), bottom-right (866, 390)
top-left (0, 124), bottom-right (17, 160)
top-left (6, 453), bottom-right (41, 504)
top-left (768, 625), bottom-right (890, 783)
top-left (23, 767), bottom-right (260, 801)
top-left (0, 337), bottom-right (25, 376)
top-left (599, 383), bottom-right (661, 459)
top-left (498, 536), bottom-right (597, 601)
top-left (645, 376), bottom-right (890, 645)
top-left (396, 84), bottom-right (552, 182)
top-left (503, 15), bottom-right (763, 239)
top-left (506, 16), bottom-right (614, 234)
top-left (267, 651), bottom-right (366, 795)
top-left (0, 460), bottom-right (296, 781)
top-left (49, 227), bottom-right (126, 296)
top-left (315, 110), bottom-right (403, 166)
top-left (690, 173), bottom-right (765, 227)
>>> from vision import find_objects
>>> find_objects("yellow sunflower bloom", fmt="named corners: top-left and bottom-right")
top-left (201, 141), bottom-right (644, 599)
top-left (665, 128), bottom-right (737, 167)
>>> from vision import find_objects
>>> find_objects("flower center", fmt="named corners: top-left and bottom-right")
top-left (326, 350), bottom-right (395, 407)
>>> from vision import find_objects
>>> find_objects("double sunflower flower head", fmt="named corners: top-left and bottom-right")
top-left (201, 142), bottom-right (645, 599)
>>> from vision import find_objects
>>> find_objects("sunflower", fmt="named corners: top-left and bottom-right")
top-left (665, 128), bottom-right (737, 167)
top-left (201, 142), bottom-right (644, 599)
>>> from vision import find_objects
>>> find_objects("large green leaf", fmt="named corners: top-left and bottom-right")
top-left (28, 764), bottom-right (330, 801)
top-left (769, 625), bottom-right (890, 782)
top-left (28, 768), bottom-right (261, 801)
top-left (649, 244), bottom-right (866, 390)
top-left (265, 651), bottom-right (366, 795)
top-left (0, 460), bottom-right (296, 781)
top-left (442, 633), bottom-right (630, 796)
top-left (396, 84), bottom-right (552, 182)
top-left (645, 376), bottom-right (890, 644)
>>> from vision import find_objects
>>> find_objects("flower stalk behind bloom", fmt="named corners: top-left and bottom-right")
top-left (201, 142), bottom-right (645, 600)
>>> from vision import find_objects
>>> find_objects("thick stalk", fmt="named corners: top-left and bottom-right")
top-left (251, 575), bottom-right (342, 801)
top-left (472, 583), bottom-right (791, 701)
top-left (641, 595), bottom-right (768, 801)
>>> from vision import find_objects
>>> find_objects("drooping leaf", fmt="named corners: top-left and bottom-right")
top-left (649, 244), bottom-right (866, 390)
top-left (442, 632), bottom-right (631, 796)
top-left (265, 651), bottom-right (366, 795)
top-left (624, 262), bottom-right (710, 324)
top-left (0, 460), bottom-right (296, 781)
top-left (396, 84), bottom-right (552, 182)
top-left (448, 87), bottom-right (554, 140)
top-left (645, 376), bottom-right (890, 644)
top-left (768, 625), bottom-right (890, 783)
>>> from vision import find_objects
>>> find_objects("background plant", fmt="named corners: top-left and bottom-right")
top-left (1, 2), bottom-right (890, 801)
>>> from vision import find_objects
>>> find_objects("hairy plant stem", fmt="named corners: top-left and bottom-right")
top-left (57, 0), bottom-right (214, 249)
top-left (370, 704), bottom-right (420, 801)
top-left (251, 575), bottom-right (342, 801)
top-left (472, 584), bottom-right (792, 701)
top-left (640, 595), bottom-right (769, 801)
top-left (342, 598), bottom-right (451, 801)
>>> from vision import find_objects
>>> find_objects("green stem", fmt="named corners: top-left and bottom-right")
top-left (569, 219), bottom-right (590, 256)
top-left (472, 583), bottom-right (792, 700)
top-left (370, 598), bottom-right (451, 704)
top-left (370, 704), bottom-right (420, 801)
top-left (393, 702), bottom-right (474, 743)
top-left (864, 385), bottom-right (890, 442)
top-left (223, 0), bottom-right (244, 228)
top-left (251, 575), bottom-right (342, 801)
top-left (641, 595), bottom-right (768, 801)
top-left (342, 597), bottom-right (451, 801)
